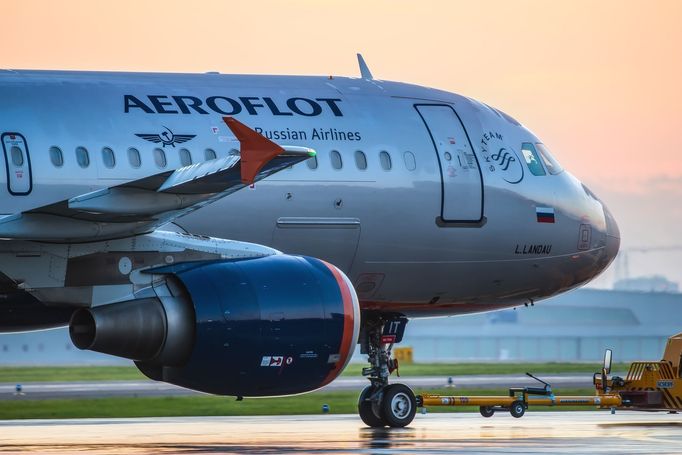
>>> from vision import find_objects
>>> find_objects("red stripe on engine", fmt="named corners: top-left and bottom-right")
top-left (320, 260), bottom-right (354, 386)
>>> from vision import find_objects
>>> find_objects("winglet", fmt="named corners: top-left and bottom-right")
top-left (223, 117), bottom-right (285, 184)
top-left (357, 53), bottom-right (373, 80)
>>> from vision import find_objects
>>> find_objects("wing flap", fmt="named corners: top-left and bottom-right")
top-left (68, 188), bottom-right (202, 215)
top-left (158, 155), bottom-right (242, 194)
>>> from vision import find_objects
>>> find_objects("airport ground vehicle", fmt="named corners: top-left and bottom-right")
top-left (412, 332), bottom-right (682, 419)
top-left (594, 332), bottom-right (682, 411)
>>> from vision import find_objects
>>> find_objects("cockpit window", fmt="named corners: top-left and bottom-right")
top-left (535, 143), bottom-right (563, 175)
top-left (521, 143), bottom-right (546, 176)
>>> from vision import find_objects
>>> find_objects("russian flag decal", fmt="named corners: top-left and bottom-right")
top-left (536, 207), bottom-right (555, 223)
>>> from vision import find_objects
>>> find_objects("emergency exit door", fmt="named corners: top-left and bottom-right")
top-left (1, 133), bottom-right (32, 195)
top-left (415, 105), bottom-right (483, 223)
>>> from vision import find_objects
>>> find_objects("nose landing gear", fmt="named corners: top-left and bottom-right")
top-left (357, 315), bottom-right (416, 427)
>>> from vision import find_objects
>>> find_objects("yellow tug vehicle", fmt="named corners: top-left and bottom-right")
top-left (416, 332), bottom-right (682, 418)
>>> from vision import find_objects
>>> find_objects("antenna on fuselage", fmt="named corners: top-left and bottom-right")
top-left (357, 53), bottom-right (373, 80)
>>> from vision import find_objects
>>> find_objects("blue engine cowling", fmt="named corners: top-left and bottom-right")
top-left (136, 254), bottom-right (360, 397)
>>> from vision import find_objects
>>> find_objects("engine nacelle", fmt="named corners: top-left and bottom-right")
top-left (70, 255), bottom-right (360, 396)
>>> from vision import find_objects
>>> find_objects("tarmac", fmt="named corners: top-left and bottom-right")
top-left (0, 374), bottom-right (593, 400)
top-left (1, 412), bottom-right (680, 454)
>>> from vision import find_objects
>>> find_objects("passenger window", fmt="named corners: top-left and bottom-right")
top-left (204, 148), bottom-right (217, 161)
top-left (521, 143), bottom-right (546, 176)
top-left (179, 148), bottom-right (192, 166)
top-left (403, 151), bottom-right (416, 171)
top-left (330, 150), bottom-right (342, 170)
top-left (49, 146), bottom-right (63, 167)
top-left (10, 146), bottom-right (23, 166)
top-left (535, 143), bottom-right (563, 175)
top-left (355, 150), bottom-right (367, 170)
top-left (306, 155), bottom-right (318, 170)
top-left (127, 148), bottom-right (141, 168)
top-left (228, 148), bottom-right (240, 157)
top-left (154, 148), bottom-right (167, 168)
top-left (76, 147), bottom-right (90, 168)
top-left (102, 147), bottom-right (116, 169)
top-left (379, 151), bottom-right (392, 171)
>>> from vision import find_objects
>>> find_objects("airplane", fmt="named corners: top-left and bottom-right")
top-left (0, 55), bottom-right (620, 427)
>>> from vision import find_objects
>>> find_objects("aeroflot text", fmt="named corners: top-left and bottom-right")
top-left (124, 95), bottom-right (344, 117)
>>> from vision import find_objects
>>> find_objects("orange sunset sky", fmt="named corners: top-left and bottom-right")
top-left (1, 0), bottom-right (681, 287)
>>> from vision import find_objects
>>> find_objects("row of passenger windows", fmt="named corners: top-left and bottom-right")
top-left (48, 146), bottom-right (219, 169)
top-left (46, 146), bottom-right (417, 172)
top-left (306, 150), bottom-right (416, 171)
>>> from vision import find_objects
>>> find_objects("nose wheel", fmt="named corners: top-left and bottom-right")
top-left (381, 383), bottom-right (417, 427)
top-left (357, 315), bottom-right (416, 427)
top-left (358, 385), bottom-right (385, 427)
top-left (358, 384), bottom-right (417, 428)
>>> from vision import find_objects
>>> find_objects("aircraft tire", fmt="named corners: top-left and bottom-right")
top-left (380, 383), bottom-right (417, 428)
top-left (358, 385), bottom-right (386, 427)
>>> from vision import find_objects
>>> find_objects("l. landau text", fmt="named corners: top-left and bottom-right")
top-left (124, 95), bottom-right (344, 117)
top-left (515, 244), bottom-right (552, 255)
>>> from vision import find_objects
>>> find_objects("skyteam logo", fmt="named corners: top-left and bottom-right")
top-left (135, 126), bottom-right (196, 147)
top-left (492, 148), bottom-right (516, 171)
top-left (479, 131), bottom-right (524, 184)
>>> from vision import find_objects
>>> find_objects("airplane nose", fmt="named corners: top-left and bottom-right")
top-left (603, 204), bottom-right (620, 263)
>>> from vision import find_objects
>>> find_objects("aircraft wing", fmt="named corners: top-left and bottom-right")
top-left (0, 117), bottom-right (315, 243)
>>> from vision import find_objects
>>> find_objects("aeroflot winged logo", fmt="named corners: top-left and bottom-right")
top-left (135, 127), bottom-right (196, 147)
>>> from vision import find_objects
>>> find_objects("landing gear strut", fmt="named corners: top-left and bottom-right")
top-left (357, 315), bottom-right (416, 427)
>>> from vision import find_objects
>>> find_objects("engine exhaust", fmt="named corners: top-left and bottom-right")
top-left (69, 294), bottom-right (194, 365)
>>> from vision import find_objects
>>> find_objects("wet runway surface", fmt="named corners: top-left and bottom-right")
top-left (1, 412), bottom-right (680, 454)
top-left (0, 374), bottom-right (592, 400)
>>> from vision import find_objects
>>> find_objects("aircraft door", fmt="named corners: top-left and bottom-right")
top-left (415, 105), bottom-right (483, 223)
top-left (1, 133), bottom-right (32, 195)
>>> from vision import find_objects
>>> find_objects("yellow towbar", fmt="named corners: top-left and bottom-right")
top-left (416, 372), bottom-right (625, 418)
top-left (418, 393), bottom-right (622, 418)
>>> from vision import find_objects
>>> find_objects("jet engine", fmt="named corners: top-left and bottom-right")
top-left (69, 255), bottom-right (360, 396)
